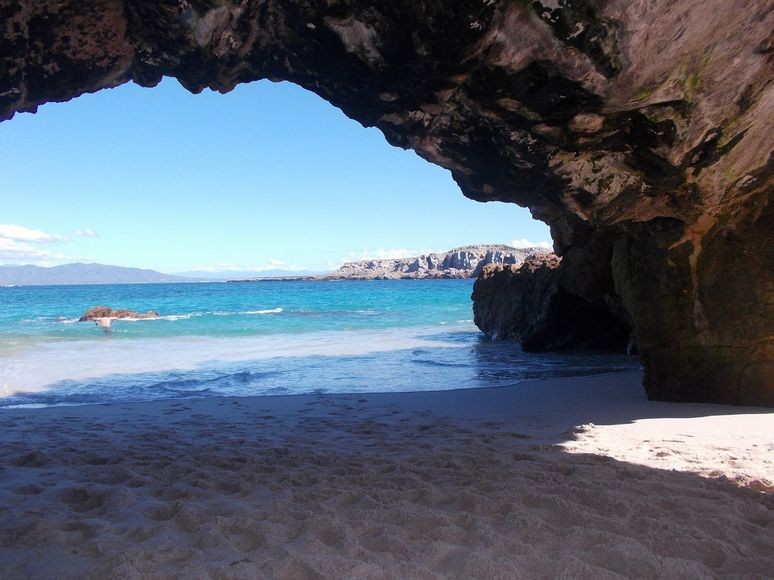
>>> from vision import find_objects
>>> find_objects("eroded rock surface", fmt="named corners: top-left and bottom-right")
top-left (473, 255), bottom-right (631, 351)
top-left (0, 0), bottom-right (771, 404)
top-left (321, 245), bottom-right (547, 280)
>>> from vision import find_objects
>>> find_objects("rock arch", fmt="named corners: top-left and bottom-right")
top-left (1, 0), bottom-right (771, 404)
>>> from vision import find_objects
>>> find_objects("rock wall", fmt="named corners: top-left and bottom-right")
top-left (0, 0), bottom-right (771, 404)
top-left (472, 255), bottom-right (631, 352)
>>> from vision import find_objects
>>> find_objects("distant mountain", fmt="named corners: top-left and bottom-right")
top-left (0, 263), bottom-right (193, 286)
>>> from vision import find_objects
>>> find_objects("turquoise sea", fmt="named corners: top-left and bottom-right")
top-left (0, 280), bottom-right (639, 408)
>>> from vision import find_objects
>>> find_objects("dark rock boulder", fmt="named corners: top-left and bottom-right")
top-left (79, 306), bottom-right (160, 322)
top-left (472, 256), bottom-right (561, 342)
top-left (472, 255), bottom-right (631, 352)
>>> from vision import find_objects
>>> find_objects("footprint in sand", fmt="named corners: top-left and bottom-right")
top-left (58, 520), bottom-right (105, 542)
top-left (215, 518), bottom-right (266, 551)
top-left (82, 454), bottom-right (111, 466)
top-left (124, 525), bottom-right (157, 542)
top-left (145, 501), bottom-right (181, 522)
top-left (14, 483), bottom-right (44, 495)
top-left (59, 486), bottom-right (109, 513)
top-left (10, 450), bottom-right (51, 467)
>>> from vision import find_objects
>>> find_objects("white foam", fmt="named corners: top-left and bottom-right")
top-left (0, 324), bottom-right (475, 396)
top-left (243, 308), bottom-right (283, 315)
top-left (156, 309), bottom-right (283, 320)
top-left (158, 314), bottom-right (196, 321)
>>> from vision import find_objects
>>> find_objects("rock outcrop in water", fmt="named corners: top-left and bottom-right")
top-left (79, 307), bottom-right (159, 322)
top-left (0, 1), bottom-right (771, 404)
top-left (473, 255), bottom-right (632, 352)
top-left (321, 245), bottom-right (547, 280)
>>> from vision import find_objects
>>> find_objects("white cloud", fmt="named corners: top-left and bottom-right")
top-left (75, 228), bottom-right (98, 238)
top-left (510, 238), bottom-right (552, 250)
top-left (345, 248), bottom-right (436, 262)
top-left (324, 248), bottom-right (439, 271)
top-left (0, 238), bottom-right (66, 261)
top-left (0, 224), bottom-right (62, 243)
top-left (185, 260), bottom-right (308, 273)
top-left (182, 263), bottom-right (236, 273)
top-left (0, 223), bottom-right (92, 265)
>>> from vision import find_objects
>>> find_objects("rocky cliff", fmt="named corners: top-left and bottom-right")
top-left (473, 255), bottom-right (632, 352)
top-left (322, 245), bottom-right (546, 280)
top-left (0, 0), bottom-right (771, 404)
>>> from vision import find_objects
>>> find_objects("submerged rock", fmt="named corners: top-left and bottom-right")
top-left (79, 306), bottom-right (159, 322)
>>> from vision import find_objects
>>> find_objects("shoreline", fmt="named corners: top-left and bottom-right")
top-left (1, 366), bottom-right (637, 411)
top-left (1, 370), bottom-right (772, 577)
top-left (0, 323), bottom-right (640, 408)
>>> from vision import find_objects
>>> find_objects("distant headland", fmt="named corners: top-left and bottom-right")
top-left (229, 245), bottom-right (552, 282)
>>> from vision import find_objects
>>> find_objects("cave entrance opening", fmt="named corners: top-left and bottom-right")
top-left (0, 77), bottom-right (552, 276)
top-left (0, 76), bottom-right (596, 407)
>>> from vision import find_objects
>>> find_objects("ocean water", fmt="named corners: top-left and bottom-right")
top-left (0, 280), bottom-right (640, 408)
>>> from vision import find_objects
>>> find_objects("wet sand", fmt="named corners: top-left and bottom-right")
top-left (0, 370), bottom-right (772, 578)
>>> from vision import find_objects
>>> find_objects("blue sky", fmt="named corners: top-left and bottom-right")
top-left (0, 78), bottom-right (551, 273)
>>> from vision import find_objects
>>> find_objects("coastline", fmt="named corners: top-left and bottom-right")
top-left (1, 369), bottom-right (772, 578)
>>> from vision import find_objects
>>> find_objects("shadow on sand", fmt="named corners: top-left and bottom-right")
top-left (0, 366), bottom-right (772, 578)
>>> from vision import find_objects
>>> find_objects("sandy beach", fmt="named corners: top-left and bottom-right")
top-left (1, 369), bottom-right (772, 579)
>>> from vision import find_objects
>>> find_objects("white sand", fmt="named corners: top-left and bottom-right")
top-left (562, 415), bottom-right (774, 493)
top-left (0, 370), bottom-right (772, 579)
